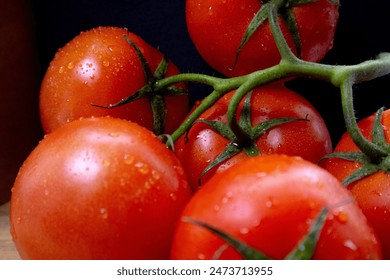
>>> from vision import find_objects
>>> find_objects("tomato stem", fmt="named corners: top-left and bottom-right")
top-left (153, 0), bottom-right (390, 154)
top-left (339, 77), bottom-right (388, 162)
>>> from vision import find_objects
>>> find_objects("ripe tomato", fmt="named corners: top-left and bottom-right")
top-left (321, 109), bottom-right (390, 259)
top-left (175, 83), bottom-right (332, 190)
top-left (39, 26), bottom-right (189, 135)
top-left (186, 0), bottom-right (339, 77)
top-left (10, 117), bottom-right (192, 259)
top-left (171, 154), bottom-right (382, 260)
top-left (0, 0), bottom-right (42, 205)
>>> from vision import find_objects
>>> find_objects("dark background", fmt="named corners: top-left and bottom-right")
top-left (30, 0), bottom-right (390, 145)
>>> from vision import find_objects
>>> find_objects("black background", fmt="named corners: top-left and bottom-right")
top-left (30, 0), bottom-right (390, 145)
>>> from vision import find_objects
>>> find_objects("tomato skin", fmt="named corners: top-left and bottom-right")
top-left (39, 26), bottom-right (189, 134)
top-left (10, 117), bottom-right (192, 259)
top-left (171, 154), bottom-right (382, 260)
top-left (175, 83), bottom-right (332, 190)
top-left (322, 109), bottom-right (390, 259)
top-left (186, 0), bottom-right (339, 77)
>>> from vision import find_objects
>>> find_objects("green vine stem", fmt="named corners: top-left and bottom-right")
top-left (151, 0), bottom-right (390, 163)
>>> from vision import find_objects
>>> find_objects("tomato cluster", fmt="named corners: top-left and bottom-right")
top-left (8, 0), bottom-right (390, 260)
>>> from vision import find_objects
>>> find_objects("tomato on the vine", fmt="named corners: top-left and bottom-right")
top-left (175, 83), bottom-right (332, 190)
top-left (186, 0), bottom-right (339, 77)
top-left (10, 117), bottom-right (192, 259)
top-left (171, 154), bottom-right (382, 260)
top-left (39, 26), bottom-right (189, 135)
top-left (321, 109), bottom-right (390, 259)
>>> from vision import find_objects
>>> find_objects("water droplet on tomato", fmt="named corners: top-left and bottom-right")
top-left (208, 6), bottom-right (213, 15)
top-left (58, 66), bottom-right (65, 74)
top-left (335, 211), bottom-right (349, 224)
top-left (100, 208), bottom-right (108, 220)
top-left (239, 227), bottom-right (249, 234)
top-left (123, 154), bottom-right (135, 165)
top-left (108, 132), bottom-right (119, 138)
top-left (265, 200), bottom-right (273, 208)
top-left (151, 170), bottom-right (161, 180)
top-left (169, 193), bottom-right (177, 201)
top-left (103, 61), bottom-right (110, 67)
top-left (67, 62), bottom-right (75, 70)
top-left (135, 162), bottom-right (149, 174)
top-left (173, 165), bottom-right (184, 176)
top-left (197, 253), bottom-right (205, 260)
top-left (144, 181), bottom-right (152, 190)
top-left (343, 240), bottom-right (357, 251)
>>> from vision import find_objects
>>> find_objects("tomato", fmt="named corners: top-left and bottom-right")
top-left (175, 83), bottom-right (332, 190)
top-left (186, 0), bottom-right (339, 77)
top-left (0, 0), bottom-right (42, 205)
top-left (39, 26), bottom-right (189, 135)
top-left (171, 154), bottom-right (382, 260)
top-left (321, 109), bottom-right (390, 259)
top-left (10, 117), bottom-right (192, 259)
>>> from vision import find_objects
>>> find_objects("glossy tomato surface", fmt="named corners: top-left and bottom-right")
top-left (175, 83), bottom-right (332, 190)
top-left (186, 0), bottom-right (339, 77)
top-left (10, 117), bottom-right (192, 259)
top-left (171, 154), bottom-right (382, 260)
top-left (39, 26), bottom-right (189, 134)
top-left (322, 109), bottom-right (390, 259)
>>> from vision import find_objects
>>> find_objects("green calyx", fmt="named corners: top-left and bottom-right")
top-left (235, 0), bottom-right (334, 68)
top-left (322, 107), bottom-right (390, 186)
top-left (92, 35), bottom-right (187, 135)
top-left (184, 206), bottom-right (329, 260)
top-left (197, 91), bottom-right (308, 184)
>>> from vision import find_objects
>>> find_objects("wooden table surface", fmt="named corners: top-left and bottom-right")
top-left (0, 202), bottom-right (20, 260)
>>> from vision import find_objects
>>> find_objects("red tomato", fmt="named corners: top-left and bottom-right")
top-left (0, 0), bottom-right (42, 205)
top-left (322, 109), bottom-right (390, 259)
top-left (186, 0), bottom-right (339, 77)
top-left (175, 83), bottom-right (332, 190)
top-left (10, 117), bottom-right (192, 259)
top-left (171, 154), bottom-right (382, 260)
top-left (39, 26), bottom-right (189, 134)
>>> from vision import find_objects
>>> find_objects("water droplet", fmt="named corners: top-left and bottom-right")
top-left (67, 62), bottom-right (75, 69)
top-left (265, 200), bottom-right (273, 208)
top-left (135, 162), bottom-right (149, 174)
top-left (108, 132), bottom-right (119, 138)
top-left (213, 204), bottom-right (220, 212)
top-left (344, 240), bottom-right (357, 251)
top-left (103, 61), bottom-right (110, 67)
top-left (173, 165), bottom-right (184, 176)
top-left (144, 181), bottom-right (152, 190)
top-left (169, 193), bottom-right (177, 201)
top-left (124, 154), bottom-right (135, 165)
top-left (240, 227), bottom-right (249, 234)
top-left (197, 253), bottom-right (205, 260)
top-left (100, 208), bottom-right (108, 219)
top-left (44, 189), bottom-right (49, 196)
top-left (335, 211), bottom-right (349, 224)
top-left (58, 66), bottom-right (65, 73)
top-left (16, 217), bottom-right (22, 224)
top-left (151, 170), bottom-right (161, 180)
top-left (208, 6), bottom-right (213, 15)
